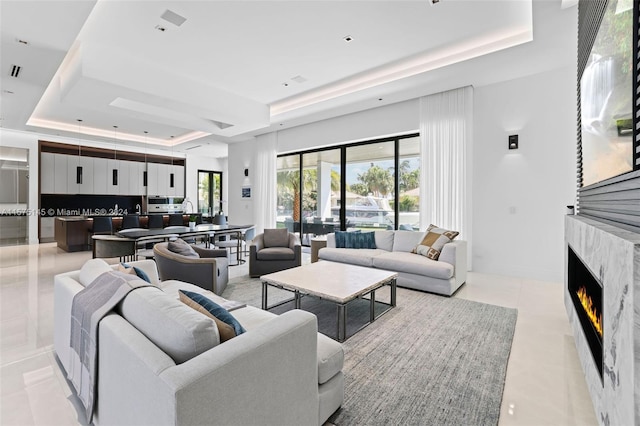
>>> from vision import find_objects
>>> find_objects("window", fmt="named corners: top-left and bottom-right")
top-left (198, 170), bottom-right (222, 219)
top-left (277, 133), bottom-right (419, 245)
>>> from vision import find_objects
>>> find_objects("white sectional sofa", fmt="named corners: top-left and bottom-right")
top-left (319, 230), bottom-right (467, 296)
top-left (54, 259), bottom-right (344, 426)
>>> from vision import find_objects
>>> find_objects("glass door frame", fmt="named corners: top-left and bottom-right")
top-left (277, 132), bottom-right (419, 245)
top-left (197, 169), bottom-right (223, 220)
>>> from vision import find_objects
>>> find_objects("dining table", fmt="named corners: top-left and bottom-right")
top-left (116, 224), bottom-right (255, 263)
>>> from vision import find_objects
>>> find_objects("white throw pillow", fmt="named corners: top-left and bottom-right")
top-left (78, 258), bottom-right (111, 287)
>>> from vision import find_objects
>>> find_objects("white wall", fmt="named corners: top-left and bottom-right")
top-left (228, 66), bottom-right (577, 283)
top-left (228, 140), bottom-right (257, 226)
top-left (184, 153), bottom-right (228, 214)
top-left (472, 65), bottom-right (576, 282)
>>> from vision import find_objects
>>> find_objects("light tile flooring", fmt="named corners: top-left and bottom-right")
top-left (0, 243), bottom-right (598, 425)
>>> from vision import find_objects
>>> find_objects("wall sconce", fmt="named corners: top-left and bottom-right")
top-left (508, 135), bottom-right (518, 150)
top-left (244, 168), bottom-right (249, 177)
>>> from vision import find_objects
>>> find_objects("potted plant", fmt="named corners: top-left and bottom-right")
top-left (188, 214), bottom-right (197, 229)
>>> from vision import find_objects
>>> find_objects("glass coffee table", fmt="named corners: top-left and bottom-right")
top-left (261, 261), bottom-right (397, 342)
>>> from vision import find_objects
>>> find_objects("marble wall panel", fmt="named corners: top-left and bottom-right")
top-left (565, 215), bottom-right (640, 426)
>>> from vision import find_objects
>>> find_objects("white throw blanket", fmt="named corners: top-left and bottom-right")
top-left (68, 270), bottom-right (152, 422)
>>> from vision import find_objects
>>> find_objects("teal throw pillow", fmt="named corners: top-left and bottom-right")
top-left (344, 232), bottom-right (376, 249)
top-left (120, 263), bottom-right (151, 283)
top-left (334, 230), bottom-right (360, 248)
top-left (179, 290), bottom-right (246, 336)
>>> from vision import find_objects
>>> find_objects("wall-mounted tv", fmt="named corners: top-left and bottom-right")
top-left (580, 0), bottom-right (633, 187)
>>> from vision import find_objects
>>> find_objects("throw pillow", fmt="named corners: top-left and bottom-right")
top-left (263, 228), bottom-right (289, 248)
top-left (334, 230), bottom-right (361, 248)
top-left (412, 224), bottom-right (459, 260)
top-left (167, 238), bottom-right (199, 258)
top-left (119, 263), bottom-right (152, 283)
top-left (179, 290), bottom-right (246, 338)
top-left (344, 232), bottom-right (376, 249)
top-left (78, 258), bottom-right (111, 287)
top-left (179, 291), bottom-right (237, 342)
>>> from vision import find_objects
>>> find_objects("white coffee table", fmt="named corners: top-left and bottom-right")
top-left (261, 261), bottom-right (397, 342)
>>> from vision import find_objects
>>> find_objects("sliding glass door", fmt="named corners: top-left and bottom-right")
top-left (198, 170), bottom-right (222, 220)
top-left (277, 133), bottom-right (419, 245)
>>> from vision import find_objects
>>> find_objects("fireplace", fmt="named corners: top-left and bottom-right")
top-left (567, 245), bottom-right (603, 380)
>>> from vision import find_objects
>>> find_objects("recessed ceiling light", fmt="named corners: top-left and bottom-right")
top-left (343, 35), bottom-right (353, 43)
top-left (15, 39), bottom-right (29, 45)
top-left (282, 82), bottom-right (289, 87)
top-left (155, 25), bottom-right (166, 32)
top-left (378, 98), bottom-right (383, 101)
top-left (2, 90), bottom-right (14, 94)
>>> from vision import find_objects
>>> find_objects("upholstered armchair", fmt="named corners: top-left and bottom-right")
top-left (153, 241), bottom-right (229, 295)
top-left (249, 228), bottom-right (301, 277)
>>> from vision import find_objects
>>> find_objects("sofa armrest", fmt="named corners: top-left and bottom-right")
top-left (326, 233), bottom-right (336, 248)
top-left (288, 233), bottom-right (301, 249)
top-left (439, 240), bottom-right (467, 285)
top-left (161, 310), bottom-right (319, 425)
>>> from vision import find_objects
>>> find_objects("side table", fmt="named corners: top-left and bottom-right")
top-left (310, 236), bottom-right (327, 263)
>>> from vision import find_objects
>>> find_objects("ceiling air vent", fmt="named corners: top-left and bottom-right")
top-left (9, 65), bottom-right (21, 78)
top-left (161, 9), bottom-right (187, 27)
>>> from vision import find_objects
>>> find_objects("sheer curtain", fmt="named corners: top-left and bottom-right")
top-left (419, 86), bottom-right (473, 254)
top-left (254, 132), bottom-right (277, 234)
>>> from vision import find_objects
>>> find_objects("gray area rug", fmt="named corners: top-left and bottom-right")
top-left (223, 275), bottom-right (518, 426)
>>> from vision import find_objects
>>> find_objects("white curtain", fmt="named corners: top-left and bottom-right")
top-left (254, 132), bottom-right (277, 234)
top-left (419, 86), bottom-right (473, 246)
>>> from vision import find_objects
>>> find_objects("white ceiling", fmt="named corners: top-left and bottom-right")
top-left (0, 0), bottom-right (576, 157)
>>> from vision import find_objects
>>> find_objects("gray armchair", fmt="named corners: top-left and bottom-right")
top-left (249, 229), bottom-right (301, 277)
top-left (153, 242), bottom-right (229, 295)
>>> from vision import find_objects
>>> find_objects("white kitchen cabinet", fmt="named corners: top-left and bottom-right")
top-left (125, 161), bottom-right (144, 195)
top-left (171, 165), bottom-right (185, 197)
top-left (93, 157), bottom-right (107, 194)
top-left (53, 154), bottom-right (67, 194)
top-left (118, 160), bottom-right (130, 195)
top-left (146, 162), bottom-right (159, 196)
top-left (40, 152), bottom-right (55, 194)
top-left (78, 156), bottom-right (94, 194)
top-left (66, 154), bottom-right (79, 194)
top-left (106, 159), bottom-right (120, 195)
top-left (157, 163), bottom-right (170, 195)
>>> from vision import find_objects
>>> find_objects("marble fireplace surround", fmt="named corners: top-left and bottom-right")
top-left (565, 215), bottom-right (639, 426)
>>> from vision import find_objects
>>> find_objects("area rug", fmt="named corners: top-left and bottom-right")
top-left (223, 276), bottom-right (518, 426)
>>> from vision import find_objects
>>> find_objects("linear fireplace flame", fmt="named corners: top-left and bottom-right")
top-left (567, 245), bottom-right (603, 380)
top-left (576, 286), bottom-right (603, 338)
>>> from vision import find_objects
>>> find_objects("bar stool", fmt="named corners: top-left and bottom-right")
top-left (121, 215), bottom-right (140, 230)
top-left (147, 215), bottom-right (164, 229)
top-left (168, 214), bottom-right (184, 226)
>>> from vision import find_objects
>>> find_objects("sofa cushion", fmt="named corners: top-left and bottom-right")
top-left (374, 230), bottom-right (395, 252)
top-left (318, 248), bottom-right (386, 267)
top-left (79, 258), bottom-right (111, 287)
top-left (167, 238), bottom-right (199, 258)
top-left (179, 290), bottom-right (246, 336)
top-left (343, 232), bottom-right (376, 249)
top-left (119, 287), bottom-right (219, 363)
top-left (256, 247), bottom-right (295, 261)
top-left (412, 224), bottom-right (459, 260)
top-left (372, 251), bottom-right (454, 279)
top-left (179, 291), bottom-right (237, 342)
top-left (392, 230), bottom-right (426, 253)
top-left (317, 334), bottom-right (344, 385)
top-left (263, 228), bottom-right (289, 248)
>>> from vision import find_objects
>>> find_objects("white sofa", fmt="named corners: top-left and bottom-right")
top-left (319, 230), bottom-right (467, 296)
top-left (54, 259), bottom-right (344, 426)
